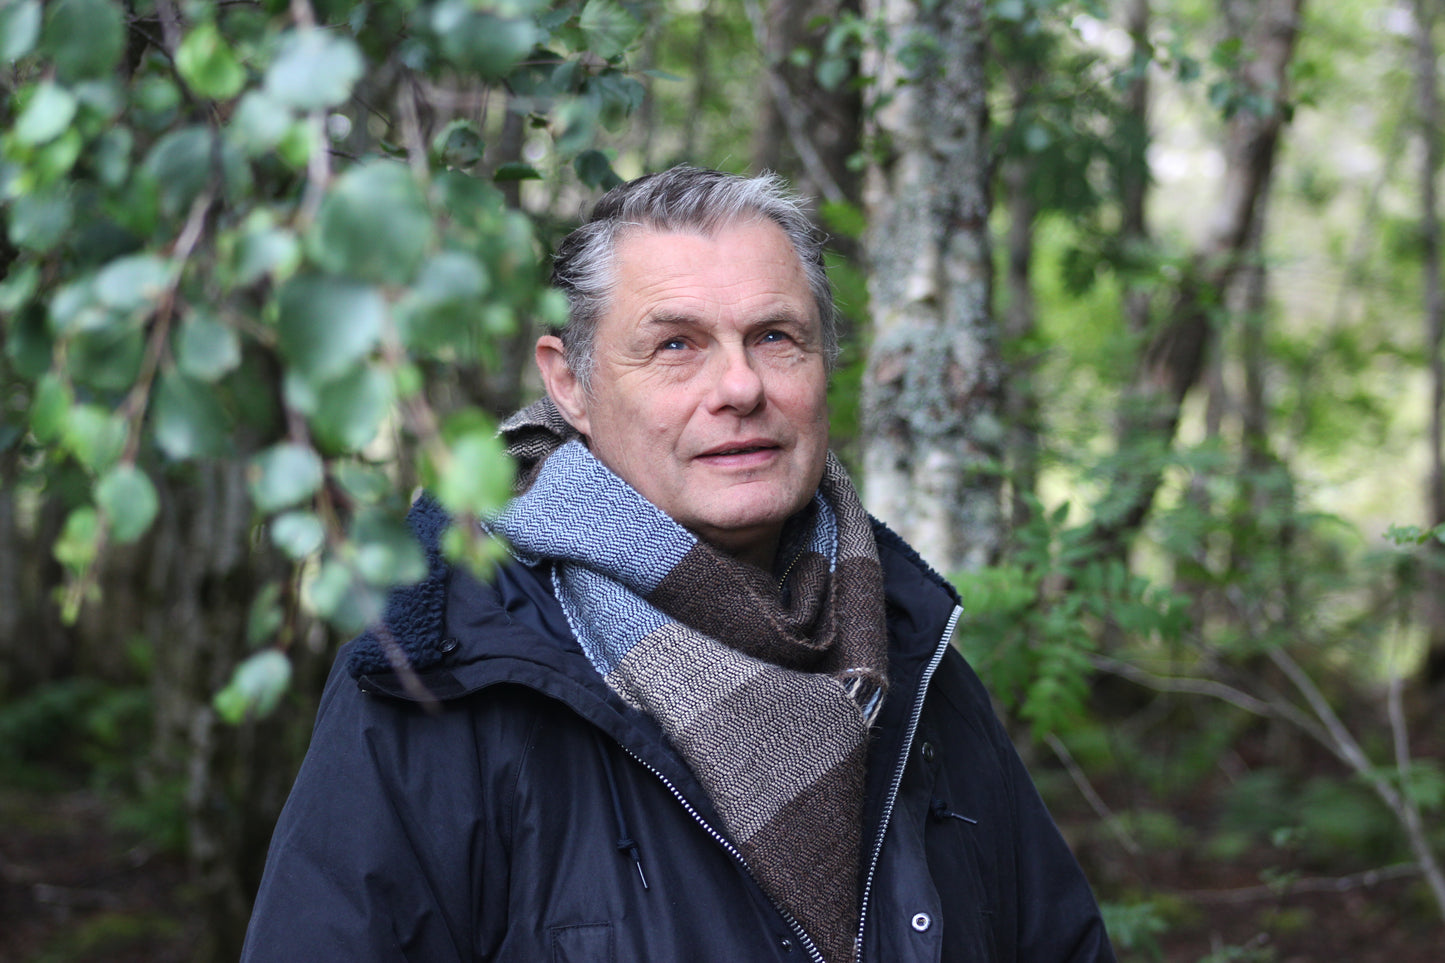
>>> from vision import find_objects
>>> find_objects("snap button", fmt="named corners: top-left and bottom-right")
top-left (919, 741), bottom-right (936, 762)
top-left (911, 912), bottom-right (932, 932)
top-left (779, 937), bottom-right (793, 952)
top-left (438, 637), bottom-right (459, 654)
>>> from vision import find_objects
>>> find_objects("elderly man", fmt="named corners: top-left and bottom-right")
top-left (242, 167), bottom-right (1115, 962)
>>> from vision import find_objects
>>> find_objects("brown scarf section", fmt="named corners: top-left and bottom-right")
top-left (497, 399), bottom-right (888, 963)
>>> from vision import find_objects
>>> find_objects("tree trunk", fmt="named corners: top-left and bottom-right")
top-left (860, 0), bottom-right (1001, 575)
top-left (1119, 0), bottom-right (1154, 339)
top-left (1414, 0), bottom-right (1445, 688)
top-left (1091, 0), bottom-right (1304, 564)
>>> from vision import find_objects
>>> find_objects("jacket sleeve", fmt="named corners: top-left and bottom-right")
top-left (240, 653), bottom-right (505, 963)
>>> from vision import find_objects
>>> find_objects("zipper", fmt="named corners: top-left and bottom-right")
top-left (621, 746), bottom-right (828, 963)
top-left (853, 604), bottom-right (962, 961)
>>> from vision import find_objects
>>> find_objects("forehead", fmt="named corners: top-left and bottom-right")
top-left (605, 220), bottom-right (815, 324)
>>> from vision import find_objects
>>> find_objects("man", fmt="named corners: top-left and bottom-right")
top-left (242, 167), bottom-right (1115, 962)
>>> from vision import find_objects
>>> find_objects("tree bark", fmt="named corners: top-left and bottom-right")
top-left (1414, 0), bottom-right (1445, 687)
top-left (1091, 0), bottom-right (1304, 564)
top-left (860, 0), bottom-right (1001, 574)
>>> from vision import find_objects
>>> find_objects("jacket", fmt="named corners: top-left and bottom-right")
top-left (241, 501), bottom-right (1115, 963)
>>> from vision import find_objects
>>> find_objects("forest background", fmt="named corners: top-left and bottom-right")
top-left (2, 0), bottom-right (1444, 960)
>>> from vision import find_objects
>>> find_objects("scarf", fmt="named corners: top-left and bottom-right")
top-left (493, 399), bottom-right (888, 963)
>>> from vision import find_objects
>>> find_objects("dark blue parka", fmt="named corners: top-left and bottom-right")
top-left (241, 502), bottom-right (1115, 963)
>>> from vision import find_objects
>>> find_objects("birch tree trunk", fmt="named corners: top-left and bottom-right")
top-left (860, 0), bottom-right (1001, 575)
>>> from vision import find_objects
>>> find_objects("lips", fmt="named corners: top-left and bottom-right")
top-left (698, 439), bottom-right (780, 458)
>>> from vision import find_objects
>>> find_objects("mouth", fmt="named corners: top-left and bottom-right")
top-left (698, 440), bottom-right (781, 460)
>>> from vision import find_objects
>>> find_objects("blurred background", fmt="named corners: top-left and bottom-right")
top-left (2, 0), bottom-right (1443, 960)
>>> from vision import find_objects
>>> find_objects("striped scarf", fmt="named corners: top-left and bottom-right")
top-left (493, 400), bottom-right (888, 963)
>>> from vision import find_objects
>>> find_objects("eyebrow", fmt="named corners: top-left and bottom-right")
top-left (640, 310), bottom-right (813, 329)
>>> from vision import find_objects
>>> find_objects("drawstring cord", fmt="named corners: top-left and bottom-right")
top-left (930, 798), bottom-right (978, 825)
top-left (593, 731), bottom-right (649, 890)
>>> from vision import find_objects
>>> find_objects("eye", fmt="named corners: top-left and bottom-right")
top-left (659, 337), bottom-right (689, 351)
top-left (758, 329), bottom-right (792, 344)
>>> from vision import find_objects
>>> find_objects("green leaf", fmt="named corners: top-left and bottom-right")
top-left (553, 95), bottom-right (600, 156)
top-left (276, 275), bottom-right (386, 384)
top-left (493, 162), bottom-right (542, 182)
top-left (0, 0), bottom-right (41, 61)
top-left (350, 509), bottom-right (427, 587)
top-left (432, 119), bottom-right (484, 169)
top-left (62, 404), bottom-right (126, 472)
top-left (7, 188), bottom-right (73, 253)
top-left (230, 220), bottom-right (301, 286)
top-left (14, 82), bottom-right (78, 146)
top-left (213, 650), bottom-right (292, 723)
top-left (176, 21), bottom-right (246, 100)
top-left (228, 90), bottom-right (295, 156)
top-left (54, 505), bottom-right (101, 575)
top-left (577, 0), bottom-right (641, 60)
top-left (93, 254), bottom-right (173, 313)
top-left (433, 420), bottom-right (514, 516)
top-left (68, 327), bottom-right (144, 390)
top-left (96, 463), bottom-right (159, 543)
top-left (271, 510), bottom-right (325, 559)
top-left (47, 278), bottom-right (108, 335)
top-left (431, 3), bottom-right (538, 78)
top-left (175, 311), bottom-right (241, 382)
top-left (29, 373), bottom-right (72, 443)
top-left (152, 371), bottom-right (231, 460)
top-left (334, 462), bottom-right (391, 504)
top-left (305, 558), bottom-right (383, 633)
top-left (312, 364), bottom-right (393, 454)
top-left (6, 305), bottom-right (54, 379)
top-left (307, 160), bottom-right (433, 284)
top-left (395, 251), bottom-right (490, 350)
top-left (248, 443), bottom-right (324, 513)
top-left (573, 149), bottom-right (621, 189)
top-left (815, 56), bottom-right (848, 91)
top-left (247, 583), bottom-right (285, 648)
top-left (0, 261), bottom-right (38, 313)
top-left (41, 0), bottom-right (124, 82)
top-left (264, 29), bottom-right (364, 111)
top-left (92, 126), bottom-right (132, 187)
top-left (142, 126), bottom-right (212, 218)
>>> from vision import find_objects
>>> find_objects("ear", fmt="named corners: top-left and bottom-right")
top-left (535, 334), bottom-right (592, 437)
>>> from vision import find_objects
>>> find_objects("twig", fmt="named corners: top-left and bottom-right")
top-left (372, 621), bottom-right (440, 713)
top-left (740, 0), bottom-right (847, 204)
top-left (1045, 732), bottom-right (1141, 855)
top-left (1181, 863), bottom-right (1421, 904)
top-left (1388, 668), bottom-right (1445, 917)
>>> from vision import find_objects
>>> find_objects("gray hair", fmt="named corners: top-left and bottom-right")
top-left (549, 166), bottom-right (838, 389)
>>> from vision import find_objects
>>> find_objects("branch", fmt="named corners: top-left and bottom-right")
top-left (741, 0), bottom-right (847, 205)
top-left (1181, 863), bottom-right (1421, 904)
top-left (1045, 733), bottom-right (1141, 856)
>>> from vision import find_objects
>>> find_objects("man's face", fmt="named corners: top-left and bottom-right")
top-left (538, 219), bottom-right (830, 568)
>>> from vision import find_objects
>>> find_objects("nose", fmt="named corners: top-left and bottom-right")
top-left (707, 344), bottom-right (765, 415)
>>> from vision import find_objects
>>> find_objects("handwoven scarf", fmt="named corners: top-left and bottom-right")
top-left (493, 398), bottom-right (888, 963)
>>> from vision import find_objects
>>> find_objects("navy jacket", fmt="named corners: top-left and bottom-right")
top-left (241, 505), bottom-right (1115, 962)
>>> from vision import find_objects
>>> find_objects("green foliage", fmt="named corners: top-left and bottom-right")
top-left (955, 497), bottom-right (1190, 739)
top-left (2, 0), bottom-right (649, 719)
top-left (1099, 900), bottom-right (1169, 960)
top-left (0, 677), bottom-right (151, 785)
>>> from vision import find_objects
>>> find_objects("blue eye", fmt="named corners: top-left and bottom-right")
top-left (760, 330), bottom-right (790, 344)
top-left (660, 338), bottom-right (688, 350)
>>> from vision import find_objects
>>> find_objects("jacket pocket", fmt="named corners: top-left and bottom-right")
top-left (550, 921), bottom-right (614, 963)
